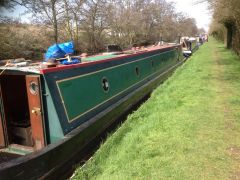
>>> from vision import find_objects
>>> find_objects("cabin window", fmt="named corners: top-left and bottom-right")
top-left (102, 77), bottom-right (109, 92)
top-left (29, 81), bottom-right (39, 95)
top-left (151, 61), bottom-right (154, 68)
top-left (135, 66), bottom-right (140, 77)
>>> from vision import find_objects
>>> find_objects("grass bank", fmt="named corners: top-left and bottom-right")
top-left (73, 39), bottom-right (240, 179)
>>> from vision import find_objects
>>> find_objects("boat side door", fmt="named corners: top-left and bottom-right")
top-left (26, 75), bottom-right (46, 150)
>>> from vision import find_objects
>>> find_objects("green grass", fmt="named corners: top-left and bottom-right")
top-left (73, 39), bottom-right (240, 179)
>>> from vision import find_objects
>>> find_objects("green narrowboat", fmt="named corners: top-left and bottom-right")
top-left (0, 44), bottom-right (184, 179)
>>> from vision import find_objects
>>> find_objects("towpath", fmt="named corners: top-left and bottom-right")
top-left (73, 39), bottom-right (240, 179)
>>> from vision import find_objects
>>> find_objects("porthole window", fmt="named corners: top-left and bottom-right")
top-left (102, 77), bottom-right (109, 92)
top-left (151, 61), bottom-right (154, 68)
top-left (29, 81), bottom-right (39, 95)
top-left (135, 66), bottom-right (140, 77)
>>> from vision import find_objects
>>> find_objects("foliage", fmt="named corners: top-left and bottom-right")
top-left (0, 0), bottom-right (18, 9)
top-left (73, 39), bottom-right (240, 179)
top-left (209, 0), bottom-right (240, 53)
top-left (0, 0), bottom-right (199, 59)
top-left (0, 23), bottom-right (53, 60)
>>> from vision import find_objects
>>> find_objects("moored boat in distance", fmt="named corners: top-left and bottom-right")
top-left (181, 36), bottom-right (199, 57)
top-left (0, 43), bottom-right (185, 179)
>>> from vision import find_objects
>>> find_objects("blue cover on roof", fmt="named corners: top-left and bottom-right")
top-left (58, 41), bottom-right (74, 54)
top-left (45, 41), bottom-right (74, 61)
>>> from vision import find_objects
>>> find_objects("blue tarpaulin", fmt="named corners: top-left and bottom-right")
top-left (44, 41), bottom-right (80, 64)
top-left (44, 44), bottom-right (66, 61)
top-left (58, 41), bottom-right (74, 54)
top-left (45, 41), bottom-right (74, 61)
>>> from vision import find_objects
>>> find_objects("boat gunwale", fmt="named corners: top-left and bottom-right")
top-left (40, 45), bottom-right (179, 74)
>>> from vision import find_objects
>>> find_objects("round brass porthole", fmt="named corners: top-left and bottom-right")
top-left (102, 77), bottom-right (109, 92)
top-left (29, 81), bottom-right (39, 95)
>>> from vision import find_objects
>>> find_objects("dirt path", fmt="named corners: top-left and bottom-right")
top-left (212, 44), bottom-right (240, 179)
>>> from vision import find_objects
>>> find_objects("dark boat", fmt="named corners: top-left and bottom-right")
top-left (0, 43), bottom-right (184, 179)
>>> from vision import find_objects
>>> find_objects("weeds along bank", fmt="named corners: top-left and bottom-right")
top-left (0, 24), bottom-right (53, 60)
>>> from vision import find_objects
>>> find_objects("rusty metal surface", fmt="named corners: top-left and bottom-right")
top-left (0, 112), bottom-right (5, 148)
top-left (26, 75), bottom-right (46, 150)
top-left (0, 84), bottom-right (6, 148)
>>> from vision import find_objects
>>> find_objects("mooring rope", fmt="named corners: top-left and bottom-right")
top-left (0, 60), bottom-right (13, 76)
top-left (0, 68), bottom-right (7, 76)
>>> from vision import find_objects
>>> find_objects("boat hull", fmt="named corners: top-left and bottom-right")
top-left (0, 56), bottom-right (185, 179)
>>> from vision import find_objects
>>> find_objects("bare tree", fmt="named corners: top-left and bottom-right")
top-left (80, 0), bottom-right (109, 52)
top-left (208, 0), bottom-right (240, 52)
top-left (21, 0), bottom-right (64, 43)
top-left (60, 0), bottom-right (85, 50)
top-left (0, 0), bottom-right (19, 9)
top-left (0, 0), bottom-right (201, 59)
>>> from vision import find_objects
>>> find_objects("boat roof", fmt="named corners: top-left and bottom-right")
top-left (0, 44), bottom-right (178, 75)
top-left (0, 66), bottom-right (41, 74)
